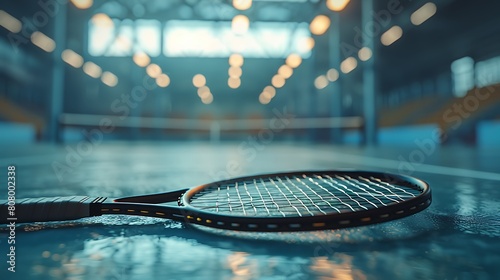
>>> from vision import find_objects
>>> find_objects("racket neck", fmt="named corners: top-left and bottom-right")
top-left (100, 201), bottom-right (187, 222)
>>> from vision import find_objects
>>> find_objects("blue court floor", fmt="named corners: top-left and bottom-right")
top-left (1, 141), bottom-right (499, 279)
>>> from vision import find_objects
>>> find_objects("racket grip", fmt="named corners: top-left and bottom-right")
top-left (0, 196), bottom-right (106, 224)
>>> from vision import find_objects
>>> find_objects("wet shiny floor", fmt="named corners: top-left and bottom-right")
top-left (1, 142), bottom-right (499, 279)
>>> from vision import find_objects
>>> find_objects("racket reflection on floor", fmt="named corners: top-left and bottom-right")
top-left (1, 170), bottom-right (431, 232)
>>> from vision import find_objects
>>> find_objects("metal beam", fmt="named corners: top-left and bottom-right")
top-left (329, 12), bottom-right (343, 144)
top-left (47, 3), bottom-right (67, 142)
top-left (362, 0), bottom-right (377, 145)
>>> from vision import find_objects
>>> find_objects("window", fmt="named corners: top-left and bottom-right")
top-left (451, 57), bottom-right (474, 97)
top-left (88, 19), bottom-right (161, 57)
top-left (476, 56), bottom-right (500, 88)
top-left (88, 19), bottom-right (311, 58)
top-left (163, 20), bottom-right (311, 58)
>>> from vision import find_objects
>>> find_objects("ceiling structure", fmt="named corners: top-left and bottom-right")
top-left (2, 0), bottom-right (500, 119)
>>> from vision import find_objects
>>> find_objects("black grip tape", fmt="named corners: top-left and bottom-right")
top-left (0, 196), bottom-right (105, 224)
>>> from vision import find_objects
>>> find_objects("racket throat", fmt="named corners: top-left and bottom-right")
top-left (100, 202), bottom-right (188, 222)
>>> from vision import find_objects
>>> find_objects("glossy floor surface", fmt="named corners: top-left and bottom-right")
top-left (0, 142), bottom-right (499, 280)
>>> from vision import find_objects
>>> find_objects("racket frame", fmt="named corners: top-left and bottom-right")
top-left (103, 170), bottom-right (431, 232)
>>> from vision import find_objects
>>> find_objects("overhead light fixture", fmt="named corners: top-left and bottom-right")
top-left (228, 66), bottom-right (242, 78)
top-left (286, 53), bottom-right (302, 68)
top-left (278, 65), bottom-right (293, 79)
top-left (71, 0), bottom-right (93, 10)
top-left (231, 15), bottom-right (249, 35)
top-left (411, 2), bottom-right (437, 26)
top-left (340, 57), bottom-right (357, 74)
top-left (229, 54), bottom-right (244, 67)
top-left (192, 74), bottom-right (206, 88)
top-left (91, 13), bottom-right (113, 28)
top-left (133, 52), bottom-right (150, 67)
top-left (61, 49), bottom-right (84, 68)
top-left (326, 68), bottom-right (339, 82)
top-left (101, 71), bottom-right (118, 87)
top-left (0, 10), bottom-right (22, 33)
top-left (201, 93), bottom-right (213, 104)
top-left (310, 15), bottom-right (331, 36)
top-left (326, 0), bottom-right (350, 12)
top-left (233, 0), bottom-right (252, 11)
top-left (271, 75), bottom-right (285, 88)
top-left (358, 47), bottom-right (372, 61)
top-left (31, 31), bottom-right (56, 52)
top-left (380, 26), bottom-right (403, 46)
top-left (314, 75), bottom-right (329, 90)
top-left (197, 86), bottom-right (211, 98)
top-left (228, 77), bottom-right (241, 89)
top-left (83, 62), bottom-right (102, 78)
top-left (259, 93), bottom-right (271, 105)
top-left (146, 63), bottom-right (162, 78)
top-left (156, 74), bottom-right (170, 88)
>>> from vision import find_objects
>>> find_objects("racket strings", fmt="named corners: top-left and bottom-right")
top-left (189, 174), bottom-right (422, 217)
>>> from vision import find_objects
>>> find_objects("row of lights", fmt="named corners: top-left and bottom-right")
top-left (228, 54), bottom-right (244, 89)
top-left (133, 52), bottom-right (170, 88)
top-left (313, 2), bottom-right (436, 90)
top-left (381, 2), bottom-right (437, 46)
top-left (314, 47), bottom-right (371, 90)
top-left (192, 74), bottom-right (213, 104)
top-left (0, 9), bottom-right (118, 87)
top-left (62, 50), bottom-right (118, 87)
top-left (259, 53), bottom-right (302, 104)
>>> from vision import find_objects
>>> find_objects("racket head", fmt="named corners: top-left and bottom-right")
top-left (179, 170), bottom-right (431, 232)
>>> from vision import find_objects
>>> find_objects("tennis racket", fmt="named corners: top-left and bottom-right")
top-left (0, 170), bottom-right (431, 232)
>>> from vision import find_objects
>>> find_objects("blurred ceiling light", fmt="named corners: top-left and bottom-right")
top-left (286, 53), bottom-right (302, 68)
top-left (30, 31), bottom-right (56, 52)
top-left (310, 15), bottom-right (331, 36)
top-left (91, 13), bottom-right (113, 28)
top-left (192, 74), bottom-right (207, 87)
top-left (229, 54), bottom-right (244, 67)
top-left (326, 68), bottom-right (339, 82)
top-left (340, 57), bottom-right (357, 74)
top-left (146, 63), bottom-right (162, 78)
top-left (228, 66), bottom-right (242, 78)
top-left (259, 93), bottom-right (271, 105)
top-left (156, 74), bottom-right (170, 88)
top-left (278, 65), bottom-right (293, 79)
top-left (326, 0), bottom-right (350, 11)
top-left (381, 26), bottom-right (403, 46)
top-left (0, 10), bottom-right (22, 33)
top-left (233, 0), bottom-right (252, 10)
top-left (71, 0), bottom-right (93, 9)
top-left (262, 90), bottom-right (274, 100)
top-left (197, 86), bottom-right (211, 98)
top-left (133, 52), bottom-right (150, 67)
top-left (314, 75), bottom-right (329, 90)
top-left (232, 15), bottom-right (249, 35)
top-left (358, 47), bottom-right (372, 61)
top-left (304, 37), bottom-right (315, 51)
top-left (271, 74), bottom-right (285, 88)
top-left (228, 77), bottom-right (241, 89)
top-left (83, 62), bottom-right (102, 78)
top-left (101, 71), bottom-right (118, 87)
top-left (411, 2), bottom-right (437, 26)
top-left (61, 49), bottom-right (84, 68)
top-left (201, 94), bottom-right (213, 104)
top-left (263, 86), bottom-right (276, 98)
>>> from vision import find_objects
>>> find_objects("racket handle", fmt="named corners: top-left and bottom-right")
top-left (0, 196), bottom-right (106, 224)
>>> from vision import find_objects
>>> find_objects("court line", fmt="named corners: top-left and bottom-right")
top-left (319, 152), bottom-right (500, 181)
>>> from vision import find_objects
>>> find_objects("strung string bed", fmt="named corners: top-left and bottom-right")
top-left (189, 174), bottom-right (423, 217)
